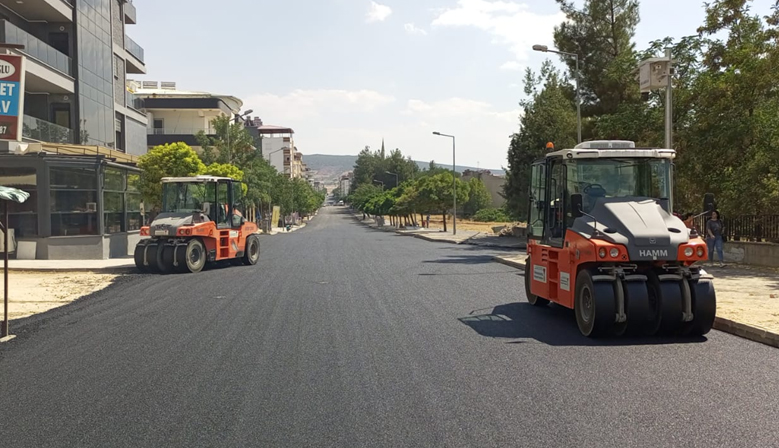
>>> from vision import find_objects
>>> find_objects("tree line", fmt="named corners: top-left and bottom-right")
top-left (137, 115), bottom-right (325, 222)
top-left (346, 146), bottom-right (496, 229)
top-left (504, 0), bottom-right (779, 220)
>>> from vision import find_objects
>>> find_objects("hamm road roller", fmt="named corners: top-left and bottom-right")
top-left (135, 175), bottom-right (260, 274)
top-left (525, 140), bottom-right (716, 337)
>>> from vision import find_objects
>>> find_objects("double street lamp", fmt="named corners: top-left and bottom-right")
top-left (432, 131), bottom-right (456, 235)
top-left (532, 44), bottom-right (582, 144)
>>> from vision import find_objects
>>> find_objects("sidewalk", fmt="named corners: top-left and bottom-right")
top-left (6, 258), bottom-right (135, 272)
top-left (353, 213), bottom-right (525, 247)
top-left (493, 254), bottom-right (779, 347)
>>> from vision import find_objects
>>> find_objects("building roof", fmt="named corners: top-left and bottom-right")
top-left (258, 125), bottom-right (294, 135)
top-left (132, 84), bottom-right (243, 113)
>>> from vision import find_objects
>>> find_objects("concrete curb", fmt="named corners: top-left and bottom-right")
top-left (713, 317), bottom-right (779, 348)
top-left (491, 255), bottom-right (779, 349)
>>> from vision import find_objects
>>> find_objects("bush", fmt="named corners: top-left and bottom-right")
top-left (472, 208), bottom-right (510, 222)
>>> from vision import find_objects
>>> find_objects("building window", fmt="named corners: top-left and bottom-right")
top-left (104, 167), bottom-right (126, 234)
top-left (0, 167), bottom-right (38, 237)
top-left (50, 166), bottom-right (98, 236)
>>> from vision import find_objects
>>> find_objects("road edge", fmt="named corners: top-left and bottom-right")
top-left (491, 255), bottom-right (779, 349)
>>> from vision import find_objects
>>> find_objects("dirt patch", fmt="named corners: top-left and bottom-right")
top-left (707, 265), bottom-right (779, 334)
top-left (0, 271), bottom-right (118, 320)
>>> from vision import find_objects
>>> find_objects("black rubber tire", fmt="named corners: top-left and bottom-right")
top-left (134, 243), bottom-right (148, 273)
top-left (657, 276), bottom-right (684, 336)
top-left (575, 269), bottom-right (615, 337)
top-left (524, 258), bottom-right (549, 306)
top-left (623, 279), bottom-right (650, 335)
top-left (174, 244), bottom-right (189, 273)
top-left (183, 238), bottom-right (207, 273)
top-left (145, 241), bottom-right (161, 273)
top-left (160, 245), bottom-right (176, 275)
top-left (643, 271), bottom-right (664, 336)
top-left (242, 235), bottom-right (260, 266)
top-left (687, 279), bottom-right (717, 336)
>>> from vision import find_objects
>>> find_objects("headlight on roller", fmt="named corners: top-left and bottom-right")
top-left (599, 248), bottom-right (607, 258)
top-left (696, 246), bottom-right (705, 257)
top-left (684, 247), bottom-right (694, 257)
top-left (610, 248), bottom-right (619, 258)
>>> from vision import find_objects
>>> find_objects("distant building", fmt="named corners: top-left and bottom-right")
top-left (255, 118), bottom-right (301, 178)
top-left (339, 172), bottom-right (353, 196)
top-left (461, 169), bottom-right (506, 209)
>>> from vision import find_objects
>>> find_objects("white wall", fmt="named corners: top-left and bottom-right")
top-left (146, 109), bottom-right (225, 134)
top-left (264, 137), bottom-right (294, 173)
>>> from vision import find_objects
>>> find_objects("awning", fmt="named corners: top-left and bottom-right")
top-left (0, 185), bottom-right (30, 204)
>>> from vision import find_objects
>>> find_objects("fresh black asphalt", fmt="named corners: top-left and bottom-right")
top-left (1, 207), bottom-right (778, 447)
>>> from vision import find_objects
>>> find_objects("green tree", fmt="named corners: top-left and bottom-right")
top-left (196, 115), bottom-right (256, 166)
top-left (504, 64), bottom-right (577, 220)
top-left (463, 177), bottom-right (492, 217)
top-left (553, 0), bottom-right (640, 123)
top-left (416, 173), bottom-right (469, 232)
top-left (137, 142), bottom-right (206, 211)
top-left (203, 163), bottom-right (248, 196)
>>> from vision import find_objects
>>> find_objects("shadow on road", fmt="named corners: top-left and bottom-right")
top-left (459, 302), bottom-right (709, 347)
top-left (422, 255), bottom-right (495, 265)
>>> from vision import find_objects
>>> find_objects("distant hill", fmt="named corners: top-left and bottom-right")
top-left (302, 154), bottom-right (505, 183)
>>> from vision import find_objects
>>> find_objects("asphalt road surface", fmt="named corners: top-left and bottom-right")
top-left (1, 207), bottom-right (778, 447)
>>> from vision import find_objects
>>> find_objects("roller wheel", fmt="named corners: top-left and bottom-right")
top-left (687, 279), bottom-right (717, 336)
top-left (643, 272), bottom-right (665, 336)
top-left (134, 243), bottom-right (148, 273)
top-left (183, 238), bottom-right (207, 273)
top-left (160, 245), bottom-right (176, 275)
top-left (623, 279), bottom-right (650, 335)
top-left (174, 244), bottom-right (189, 273)
top-left (145, 242), bottom-right (161, 273)
top-left (524, 259), bottom-right (549, 306)
top-left (574, 270), bottom-right (616, 337)
top-left (655, 275), bottom-right (684, 336)
top-left (242, 235), bottom-right (260, 266)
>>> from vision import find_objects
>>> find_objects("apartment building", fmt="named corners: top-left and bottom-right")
top-left (0, 0), bottom-right (151, 260)
top-left (132, 80), bottom-right (244, 150)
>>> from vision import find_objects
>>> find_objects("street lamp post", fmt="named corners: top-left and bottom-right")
top-left (432, 131), bottom-right (456, 235)
top-left (227, 109), bottom-right (254, 163)
top-left (385, 171), bottom-right (399, 188)
top-left (533, 44), bottom-right (581, 144)
top-left (373, 179), bottom-right (384, 190)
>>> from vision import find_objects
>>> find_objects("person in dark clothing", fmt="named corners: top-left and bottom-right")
top-left (706, 210), bottom-right (724, 265)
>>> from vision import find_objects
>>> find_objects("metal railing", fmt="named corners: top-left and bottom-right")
top-left (693, 214), bottom-right (779, 243)
top-left (148, 127), bottom-right (216, 135)
top-left (0, 20), bottom-right (72, 75)
top-left (124, 35), bottom-right (144, 62)
top-left (22, 115), bottom-right (75, 144)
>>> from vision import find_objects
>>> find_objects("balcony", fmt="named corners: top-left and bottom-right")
top-left (124, 34), bottom-right (146, 74)
top-left (125, 90), bottom-right (145, 111)
top-left (0, 0), bottom-right (73, 22)
top-left (124, 1), bottom-right (137, 24)
top-left (0, 21), bottom-right (72, 76)
top-left (22, 115), bottom-right (74, 144)
top-left (148, 127), bottom-right (215, 136)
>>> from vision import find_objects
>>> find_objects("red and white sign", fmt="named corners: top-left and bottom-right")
top-left (0, 54), bottom-right (25, 141)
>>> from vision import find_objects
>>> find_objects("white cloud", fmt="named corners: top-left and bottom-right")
top-left (404, 23), bottom-right (428, 36)
top-left (432, 0), bottom-right (564, 61)
top-left (500, 61), bottom-right (522, 71)
top-left (366, 1), bottom-right (392, 23)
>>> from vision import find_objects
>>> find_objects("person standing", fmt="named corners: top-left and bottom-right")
top-left (706, 210), bottom-right (725, 266)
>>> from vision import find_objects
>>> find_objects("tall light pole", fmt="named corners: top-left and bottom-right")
top-left (432, 131), bottom-right (456, 235)
top-left (385, 171), bottom-right (399, 188)
top-left (373, 179), bottom-right (384, 190)
top-left (227, 109), bottom-right (254, 163)
top-left (533, 44), bottom-right (581, 144)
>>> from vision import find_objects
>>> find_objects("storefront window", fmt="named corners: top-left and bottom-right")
top-left (103, 168), bottom-right (126, 234)
top-left (127, 192), bottom-right (142, 231)
top-left (50, 166), bottom-right (98, 236)
top-left (0, 167), bottom-right (38, 237)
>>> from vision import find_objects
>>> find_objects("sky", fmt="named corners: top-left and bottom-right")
top-left (130, 0), bottom-right (775, 170)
